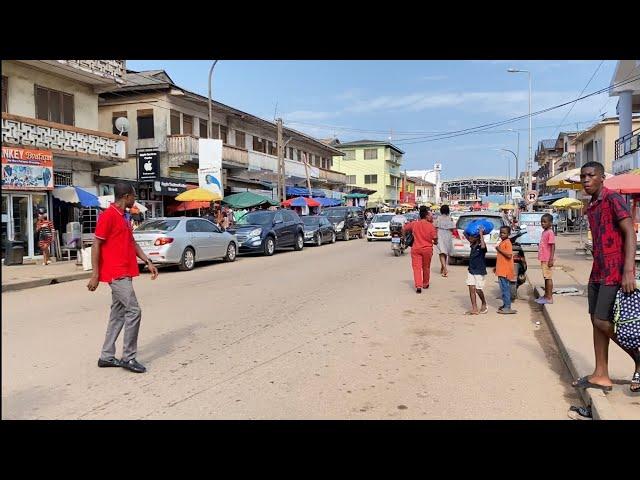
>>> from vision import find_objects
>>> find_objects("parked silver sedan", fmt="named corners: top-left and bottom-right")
top-left (133, 217), bottom-right (238, 271)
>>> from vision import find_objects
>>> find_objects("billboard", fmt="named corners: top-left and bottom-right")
top-left (198, 139), bottom-right (223, 197)
top-left (2, 147), bottom-right (54, 191)
top-left (137, 149), bottom-right (160, 181)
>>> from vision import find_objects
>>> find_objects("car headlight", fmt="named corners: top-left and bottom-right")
top-left (248, 228), bottom-right (262, 237)
top-left (336, 221), bottom-right (344, 231)
top-left (304, 231), bottom-right (314, 238)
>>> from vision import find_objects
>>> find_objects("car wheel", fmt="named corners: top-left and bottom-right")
top-left (316, 233), bottom-right (322, 247)
top-left (179, 247), bottom-right (195, 271)
top-left (294, 233), bottom-right (304, 251)
top-left (224, 242), bottom-right (237, 262)
top-left (264, 237), bottom-right (275, 256)
top-left (331, 232), bottom-right (337, 243)
top-left (358, 229), bottom-right (364, 239)
top-left (367, 238), bottom-right (372, 242)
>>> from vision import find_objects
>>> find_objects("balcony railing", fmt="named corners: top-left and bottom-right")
top-left (615, 127), bottom-right (640, 160)
top-left (1, 113), bottom-right (126, 163)
top-left (318, 168), bottom-right (347, 184)
top-left (166, 134), bottom-right (249, 168)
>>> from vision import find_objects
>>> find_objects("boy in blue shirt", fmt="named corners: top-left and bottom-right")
top-left (466, 226), bottom-right (488, 315)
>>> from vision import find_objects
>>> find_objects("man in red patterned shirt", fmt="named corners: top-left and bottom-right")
top-left (87, 183), bottom-right (159, 374)
top-left (572, 161), bottom-right (640, 393)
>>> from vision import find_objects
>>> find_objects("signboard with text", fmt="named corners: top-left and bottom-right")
top-left (1, 147), bottom-right (54, 190)
top-left (153, 178), bottom-right (188, 196)
top-left (137, 149), bottom-right (160, 181)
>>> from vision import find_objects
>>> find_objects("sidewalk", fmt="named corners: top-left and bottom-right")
top-left (525, 235), bottom-right (640, 420)
top-left (2, 259), bottom-right (92, 292)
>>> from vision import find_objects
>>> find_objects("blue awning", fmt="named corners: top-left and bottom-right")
top-left (286, 186), bottom-right (326, 197)
top-left (538, 191), bottom-right (569, 202)
top-left (313, 197), bottom-right (341, 207)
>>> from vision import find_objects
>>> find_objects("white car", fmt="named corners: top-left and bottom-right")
top-left (449, 212), bottom-right (509, 264)
top-left (366, 213), bottom-right (395, 241)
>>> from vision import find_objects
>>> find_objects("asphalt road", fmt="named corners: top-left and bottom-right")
top-left (2, 237), bottom-right (582, 419)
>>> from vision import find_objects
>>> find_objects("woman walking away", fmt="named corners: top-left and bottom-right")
top-left (35, 208), bottom-right (55, 265)
top-left (435, 204), bottom-right (455, 277)
top-left (403, 206), bottom-right (438, 293)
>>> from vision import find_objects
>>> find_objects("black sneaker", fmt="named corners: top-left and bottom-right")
top-left (98, 357), bottom-right (122, 368)
top-left (121, 358), bottom-right (146, 373)
top-left (416, 288), bottom-right (422, 294)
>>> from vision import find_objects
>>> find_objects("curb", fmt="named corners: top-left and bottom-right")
top-left (530, 283), bottom-right (619, 420)
top-left (2, 271), bottom-right (92, 292)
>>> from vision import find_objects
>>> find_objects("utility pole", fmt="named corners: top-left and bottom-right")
top-left (277, 118), bottom-right (284, 203)
top-left (303, 153), bottom-right (313, 199)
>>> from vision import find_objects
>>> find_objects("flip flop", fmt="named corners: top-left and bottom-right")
top-left (631, 372), bottom-right (640, 393)
top-left (572, 376), bottom-right (613, 392)
top-left (480, 307), bottom-right (489, 314)
top-left (464, 311), bottom-right (479, 315)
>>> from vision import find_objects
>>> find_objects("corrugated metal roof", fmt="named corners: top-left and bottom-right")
top-left (540, 139), bottom-right (556, 150)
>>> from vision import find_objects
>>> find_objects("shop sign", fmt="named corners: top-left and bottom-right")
top-left (153, 177), bottom-right (188, 196)
top-left (2, 147), bottom-right (54, 191)
top-left (137, 149), bottom-right (160, 181)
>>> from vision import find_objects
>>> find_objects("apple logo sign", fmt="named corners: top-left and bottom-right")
top-left (144, 160), bottom-right (153, 172)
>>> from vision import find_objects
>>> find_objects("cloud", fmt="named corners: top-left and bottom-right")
top-left (422, 75), bottom-right (448, 81)
top-left (334, 88), bottom-right (365, 101)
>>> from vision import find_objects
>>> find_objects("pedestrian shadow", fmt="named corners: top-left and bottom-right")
top-left (141, 323), bottom-right (206, 364)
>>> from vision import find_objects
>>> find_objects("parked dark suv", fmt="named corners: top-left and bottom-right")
top-left (230, 209), bottom-right (305, 256)
top-left (321, 206), bottom-right (365, 240)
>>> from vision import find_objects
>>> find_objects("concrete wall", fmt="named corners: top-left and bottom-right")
top-left (574, 120), bottom-right (640, 171)
top-left (2, 60), bottom-right (99, 129)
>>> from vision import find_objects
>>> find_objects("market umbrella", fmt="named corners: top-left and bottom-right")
top-left (98, 195), bottom-right (148, 213)
top-left (175, 188), bottom-right (222, 202)
top-left (282, 196), bottom-right (321, 207)
top-left (551, 197), bottom-right (583, 209)
top-left (166, 201), bottom-right (211, 214)
top-left (312, 197), bottom-right (341, 207)
top-left (221, 191), bottom-right (278, 209)
top-left (603, 173), bottom-right (640, 195)
top-left (52, 186), bottom-right (100, 207)
top-left (545, 168), bottom-right (584, 190)
top-left (498, 204), bottom-right (515, 210)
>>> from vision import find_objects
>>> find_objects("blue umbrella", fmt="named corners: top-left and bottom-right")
top-left (312, 197), bottom-right (341, 207)
top-left (52, 186), bottom-right (101, 208)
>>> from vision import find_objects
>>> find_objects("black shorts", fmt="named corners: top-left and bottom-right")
top-left (587, 283), bottom-right (619, 321)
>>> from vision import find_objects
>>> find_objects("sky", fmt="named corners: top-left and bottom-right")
top-left (127, 60), bottom-right (620, 180)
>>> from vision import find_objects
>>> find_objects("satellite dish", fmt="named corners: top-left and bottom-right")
top-left (115, 117), bottom-right (130, 135)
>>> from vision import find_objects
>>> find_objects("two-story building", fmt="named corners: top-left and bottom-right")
top-left (573, 116), bottom-right (640, 172)
top-left (96, 70), bottom-right (345, 217)
top-left (408, 176), bottom-right (436, 205)
top-left (553, 131), bottom-right (578, 175)
top-left (534, 138), bottom-right (563, 194)
top-left (1, 60), bottom-right (127, 260)
top-left (330, 140), bottom-right (404, 207)
top-left (609, 60), bottom-right (640, 174)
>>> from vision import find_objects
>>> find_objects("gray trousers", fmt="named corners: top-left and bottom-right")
top-left (100, 277), bottom-right (142, 362)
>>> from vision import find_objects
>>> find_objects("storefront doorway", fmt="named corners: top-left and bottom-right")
top-left (2, 192), bottom-right (50, 259)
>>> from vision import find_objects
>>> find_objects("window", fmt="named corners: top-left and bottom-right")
top-left (183, 114), bottom-right (193, 135)
top-left (266, 140), bottom-right (277, 156)
top-left (82, 208), bottom-right (98, 234)
top-left (235, 130), bottom-right (245, 148)
top-left (220, 125), bottom-right (228, 144)
top-left (289, 147), bottom-right (294, 159)
top-left (197, 219), bottom-right (218, 233)
top-left (364, 149), bottom-right (378, 160)
top-left (170, 110), bottom-right (181, 135)
top-left (345, 150), bottom-right (355, 161)
top-left (296, 150), bottom-right (301, 162)
top-left (137, 109), bottom-right (154, 139)
top-left (346, 175), bottom-right (356, 184)
top-left (253, 136), bottom-right (266, 153)
top-left (283, 211), bottom-right (296, 222)
top-left (1, 76), bottom-right (7, 113)
top-left (111, 111), bottom-right (128, 136)
top-left (35, 85), bottom-right (74, 125)
top-left (54, 170), bottom-right (73, 186)
top-left (364, 174), bottom-right (378, 184)
top-left (199, 119), bottom-right (208, 138)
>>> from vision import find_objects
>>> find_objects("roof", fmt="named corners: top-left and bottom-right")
top-left (100, 70), bottom-right (344, 157)
top-left (407, 176), bottom-right (435, 186)
top-left (333, 139), bottom-right (405, 155)
top-left (539, 139), bottom-right (557, 150)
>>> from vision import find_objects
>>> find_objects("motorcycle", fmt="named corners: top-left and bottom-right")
top-left (390, 221), bottom-right (405, 256)
top-left (509, 225), bottom-right (529, 300)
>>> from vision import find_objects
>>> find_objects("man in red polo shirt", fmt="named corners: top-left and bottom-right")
top-left (572, 161), bottom-right (640, 393)
top-left (87, 183), bottom-right (159, 374)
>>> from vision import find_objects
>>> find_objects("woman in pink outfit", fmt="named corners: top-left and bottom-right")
top-left (403, 206), bottom-right (438, 293)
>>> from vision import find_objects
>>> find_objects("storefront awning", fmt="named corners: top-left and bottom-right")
top-left (286, 186), bottom-right (326, 197)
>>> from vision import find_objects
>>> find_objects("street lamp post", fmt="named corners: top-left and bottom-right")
top-left (208, 60), bottom-right (219, 139)
top-left (506, 128), bottom-right (520, 186)
top-left (507, 68), bottom-right (532, 205)
top-left (497, 148), bottom-right (518, 204)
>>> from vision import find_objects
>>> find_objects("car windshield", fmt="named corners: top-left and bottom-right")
top-left (136, 220), bottom-right (179, 232)
top-left (373, 214), bottom-right (394, 223)
top-left (236, 211), bottom-right (274, 225)
top-left (302, 217), bottom-right (320, 226)
top-left (404, 213), bottom-right (418, 221)
top-left (456, 216), bottom-right (504, 231)
top-left (323, 208), bottom-right (347, 218)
